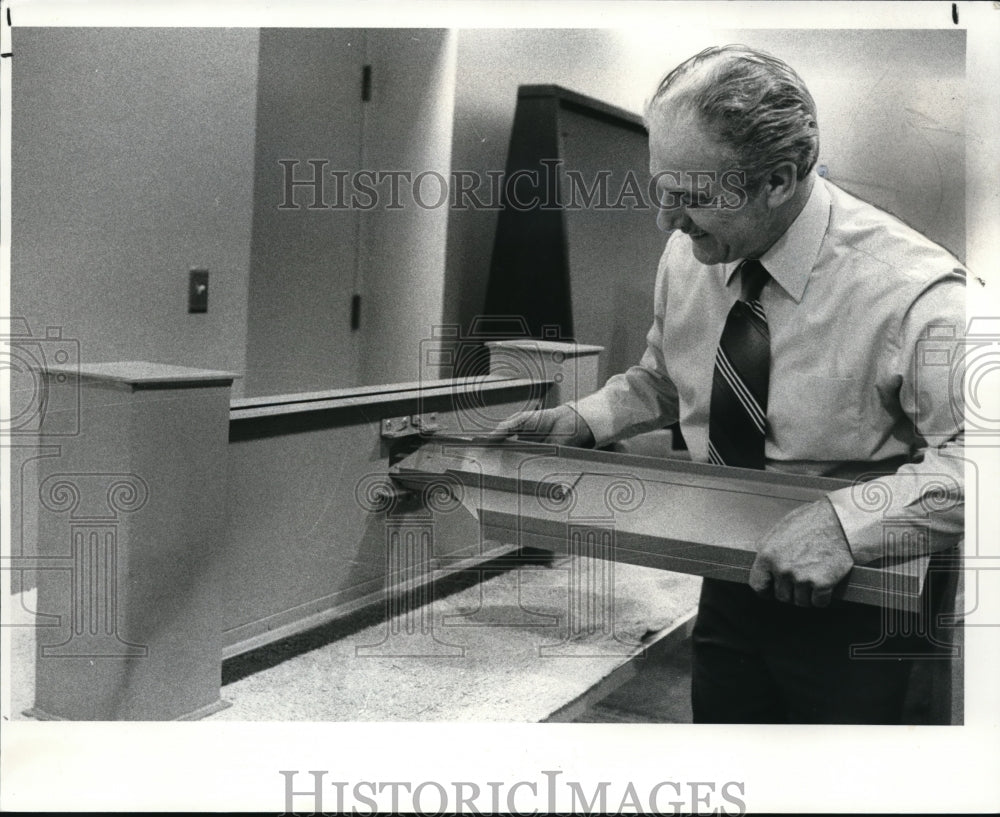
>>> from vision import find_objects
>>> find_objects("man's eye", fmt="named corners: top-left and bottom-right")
top-left (658, 190), bottom-right (686, 209)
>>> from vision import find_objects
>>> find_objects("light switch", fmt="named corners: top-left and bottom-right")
top-left (189, 269), bottom-right (208, 313)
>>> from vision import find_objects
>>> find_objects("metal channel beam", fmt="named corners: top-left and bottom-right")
top-left (390, 438), bottom-right (930, 612)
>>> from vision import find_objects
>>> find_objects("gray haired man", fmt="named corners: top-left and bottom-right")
top-left (493, 45), bottom-right (965, 723)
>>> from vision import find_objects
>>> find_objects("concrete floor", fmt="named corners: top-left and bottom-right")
top-left (7, 555), bottom-right (702, 722)
top-left (571, 638), bottom-right (694, 723)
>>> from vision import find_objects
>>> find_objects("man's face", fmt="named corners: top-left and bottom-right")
top-left (648, 108), bottom-right (774, 265)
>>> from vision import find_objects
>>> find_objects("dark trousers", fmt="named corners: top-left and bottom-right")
top-left (691, 578), bottom-right (923, 724)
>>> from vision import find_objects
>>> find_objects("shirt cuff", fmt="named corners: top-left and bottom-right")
top-left (567, 392), bottom-right (618, 448)
top-left (826, 483), bottom-right (894, 565)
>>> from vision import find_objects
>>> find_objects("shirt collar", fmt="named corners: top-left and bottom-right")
top-left (723, 175), bottom-right (831, 303)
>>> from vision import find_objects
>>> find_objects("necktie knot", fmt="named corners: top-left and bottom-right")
top-left (740, 259), bottom-right (769, 303)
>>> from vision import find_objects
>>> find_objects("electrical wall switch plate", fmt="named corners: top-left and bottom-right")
top-left (189, 269), bottom-right (209, 313)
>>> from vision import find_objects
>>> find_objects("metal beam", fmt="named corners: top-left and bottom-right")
top-left (390, 437), bottom-right (931, 612)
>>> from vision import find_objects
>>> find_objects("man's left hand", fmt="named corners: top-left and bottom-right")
top-left (748, 498), bottom-right (854, 607)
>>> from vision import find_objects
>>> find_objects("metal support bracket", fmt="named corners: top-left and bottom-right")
top-left (381, 413), bottom-right (440, 439)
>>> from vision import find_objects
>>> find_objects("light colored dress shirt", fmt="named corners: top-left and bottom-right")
top-left (570, 176), bottom-right (966, 565)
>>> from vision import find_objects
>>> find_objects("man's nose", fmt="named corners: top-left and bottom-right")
top-left (657, 206), bottom-right (692, 233)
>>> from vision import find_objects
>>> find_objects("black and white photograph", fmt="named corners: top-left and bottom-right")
top-left (2, 1), bottom-right (998, 813)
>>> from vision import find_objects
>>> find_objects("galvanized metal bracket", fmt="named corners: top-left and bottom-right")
top-left (381, 413), bottom-right (440, 440)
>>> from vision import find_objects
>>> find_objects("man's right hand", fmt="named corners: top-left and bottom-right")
top-left (485, 405), bottom-right (596, 447)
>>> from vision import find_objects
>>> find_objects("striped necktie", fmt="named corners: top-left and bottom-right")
top-left (708, 259), bottom-right (770, 470)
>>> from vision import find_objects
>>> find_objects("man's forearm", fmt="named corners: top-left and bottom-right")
top-left (569, 363), bottom-right (680, 448)
top-left (827, 435), bottom-right (964, 564)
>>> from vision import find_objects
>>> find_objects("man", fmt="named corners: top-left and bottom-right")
top-left (492, 45), bottom-right (965, 723)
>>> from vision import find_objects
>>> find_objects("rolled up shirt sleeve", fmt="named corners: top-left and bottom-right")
top-left (568, 248), bottom-right (681, 447)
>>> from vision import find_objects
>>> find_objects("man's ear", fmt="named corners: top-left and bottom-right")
top-left (764, 161), bottom-right (799, 209)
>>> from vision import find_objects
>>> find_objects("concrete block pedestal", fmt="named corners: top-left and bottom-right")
top-left (27, 362), bottom-right (235, 720)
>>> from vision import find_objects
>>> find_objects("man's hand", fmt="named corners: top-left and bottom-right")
top-left (485, 405), bottom-right (596, 447)
top-left (748, 498), bottom-right (854, 608)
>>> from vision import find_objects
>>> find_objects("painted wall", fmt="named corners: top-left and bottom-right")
top-left (8, 24), bottom-right (972, 625)
top-left (12, 28), bottom-right (261, 393)
top-left (10, 27), bottom-right (261, 595)
top-left (243, 29), bottom-right (456, 396)
top-left (443, 28), bottom-right (966, 338)
top-left (443, 29), bottom-right (644, 336)
top-left (243, 29), bottom-right (367, 397)
top-left (356, 29), bottom-right (457, 387)
top-left (12, 27), bottom-right (964, 396)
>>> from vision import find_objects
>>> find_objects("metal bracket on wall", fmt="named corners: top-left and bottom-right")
top-left (381, 413), bottom-right (440, 439)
